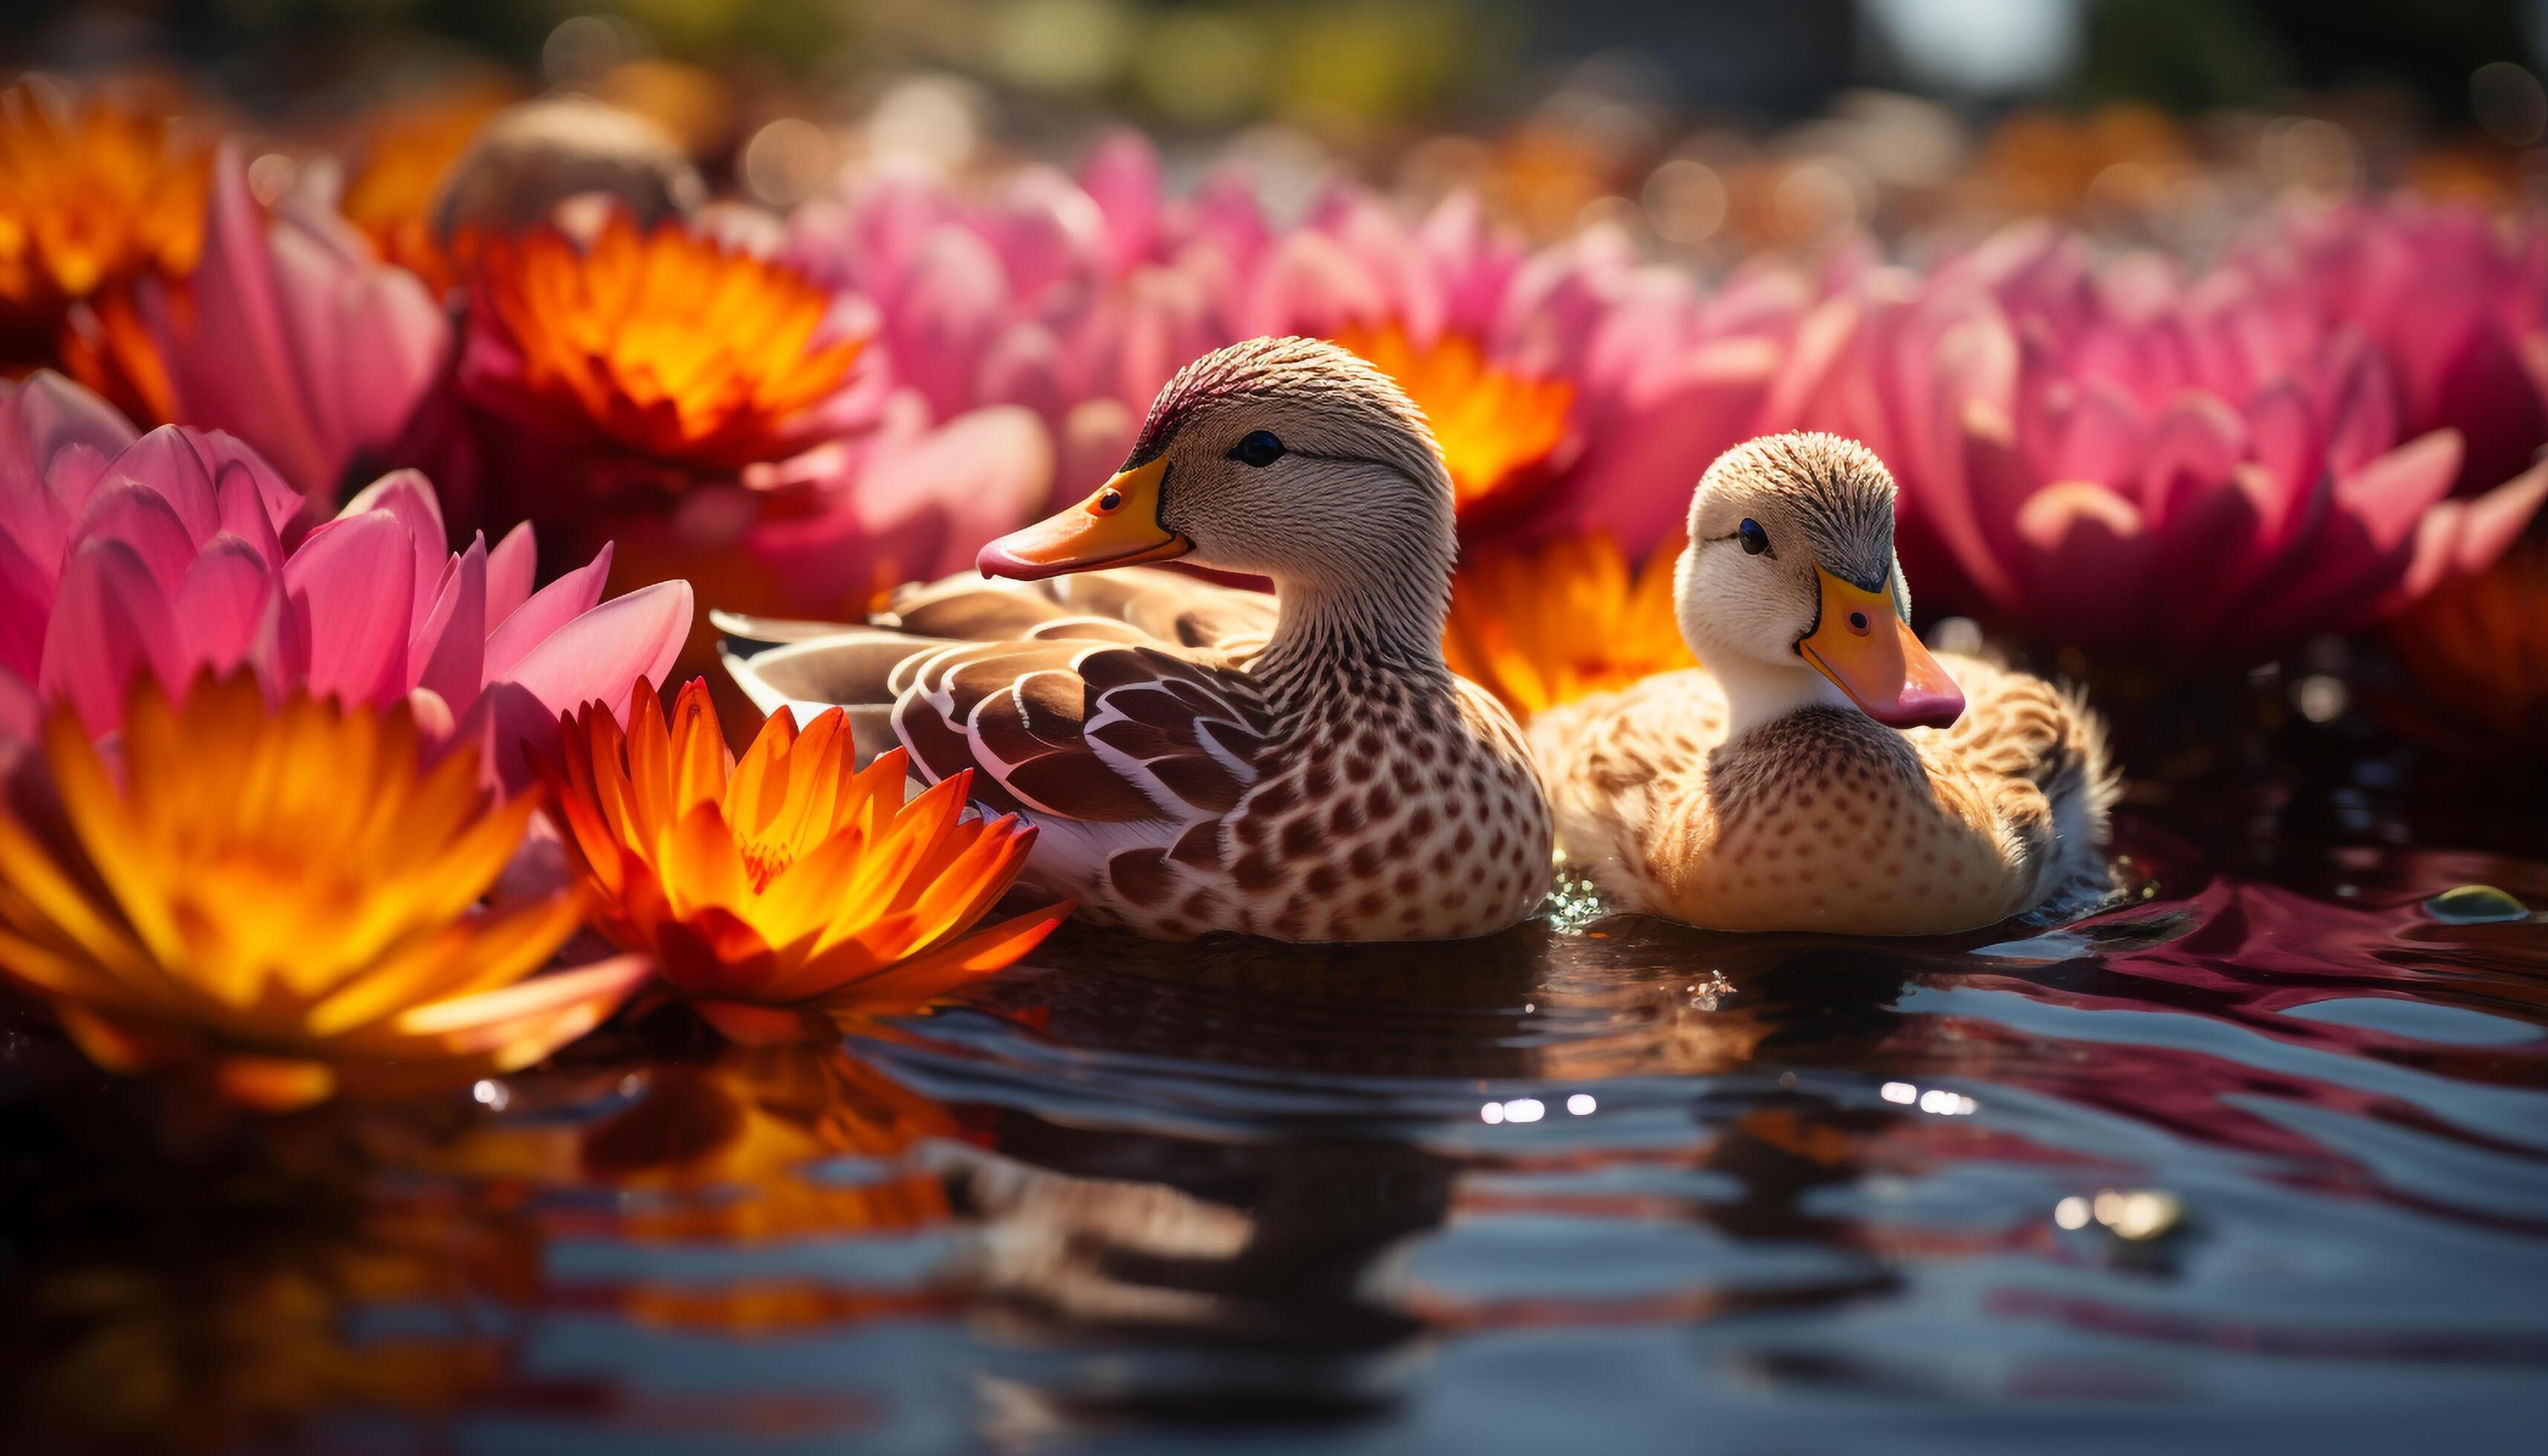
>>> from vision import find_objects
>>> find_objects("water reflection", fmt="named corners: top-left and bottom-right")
top-left (0, 781), bottom-right (2542, 1449)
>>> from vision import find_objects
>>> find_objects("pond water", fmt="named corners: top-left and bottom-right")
top-left (2, 746), bottom-right (2544, 1453)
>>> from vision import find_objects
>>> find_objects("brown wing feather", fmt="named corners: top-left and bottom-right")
top-left (892, 637), bottom-right (1273, 825)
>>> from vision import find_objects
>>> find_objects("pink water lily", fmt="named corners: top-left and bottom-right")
top-left (785, 136), bottom-right (1793, 543)
top-left (783, 132), bottom-right (1234, 498)
top-left (140, 142), bottom-right (461, 510)
top-left (0, 371), bottom-right (690, 788)
top-left (2231, 197), bottom-right (2548, 498)
top-left (1787, 221), bottom-right (2548, 666)
top-left (597, 395), bottom-right (1053, 628)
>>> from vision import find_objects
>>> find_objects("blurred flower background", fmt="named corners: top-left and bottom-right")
top-left (5, 0), bottom-right (2542, 755)
top-left (1, 2), bottom-right (2546, 1449)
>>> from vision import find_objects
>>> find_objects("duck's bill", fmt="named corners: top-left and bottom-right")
top-left (976, 457), bottom-right (1194, 581)
top-left (1798, 567), bottom-right (1966, 730)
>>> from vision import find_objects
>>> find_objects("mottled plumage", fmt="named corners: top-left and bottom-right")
top-left (726, 338), bottom-right (1553, 942)
top-left (1531, 433), bottom-right (2113, 935)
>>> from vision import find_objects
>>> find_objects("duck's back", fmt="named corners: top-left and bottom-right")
top-left (1531, 656), bottom-right (2109, 934)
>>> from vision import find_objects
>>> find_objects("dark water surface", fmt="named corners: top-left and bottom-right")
top-left (3, 761), bottom-right (2545, 1452)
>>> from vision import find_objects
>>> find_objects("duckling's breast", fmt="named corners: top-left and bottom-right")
top-left (1662, 707), bottom-right (2025, 935)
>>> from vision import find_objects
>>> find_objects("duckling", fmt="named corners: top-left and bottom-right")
top-left (1530, 432), bottom-right (2113, 935)
top-left (721, 337), bottom-right (1554, 943)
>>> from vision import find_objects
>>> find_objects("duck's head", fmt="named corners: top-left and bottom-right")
top-left (1675, 433), bottom-right (1965, 731)
top-left (977, 337), bottom-right (1453, 592)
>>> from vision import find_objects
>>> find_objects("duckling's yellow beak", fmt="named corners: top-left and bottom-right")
top-left (977, 457), bottom-right (1193, 581)
top-left (1798, 568), bottom-right (1966, 731)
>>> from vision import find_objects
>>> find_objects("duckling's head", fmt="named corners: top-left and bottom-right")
top-left (1675, 432), bottom-right (1964, 730)
top-left (977, 337), bottom-right (1454, 594)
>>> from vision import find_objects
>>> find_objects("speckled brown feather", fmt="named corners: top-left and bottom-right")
top-left (729, 566), bottom-right (1550, 942)
top-left (1533, 654), bottom-right (2110, 934)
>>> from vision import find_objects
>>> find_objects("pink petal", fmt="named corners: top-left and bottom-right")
top-left (475, 581), bottom-right (692, 792)
top-left (171, 536), bottom-right (280, 680)
top-left (2320, 342), bottom-right (2400, 481)
top-left (2011, 481), bottom-right (2158, 651)
top-left (2052, 377), bottom-right (2148, 487)
top-left (484, 542), bottom-right (612, 684)
top-left (212, 461), bottom-right (288, 566)
top-left (1077, 128), bottom-right (1162, 275)
top-left (282, 510), bottom-right (415, 707)
top-left (2136, 391), bottom-right (2246, 527)
top-left (38, 539), bottom-right (179, 737)
top-left (95, 426), bottom-right (220, 544)
top-left (0, 533), bottom-right (47, 681)
top-left (498, 579), bottom-right (691, 719)
top-left (412, 534), bottom-right (487, 715)
top-left (75, 482), bottom-right (198, 594)
top-left (2332, 429), bottom-right (2463, 552)
top-left (486, 521), bottom-right (537, 626)
top-left (0, 371), bottom-right (137, 516)
top-left (337, 264), bottom-right (451, 455)
top-left (340, 469), bottom-right (450, 625)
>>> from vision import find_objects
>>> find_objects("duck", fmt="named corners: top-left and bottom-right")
top-left (719, 336), bottom-right (1554, 943)
top-left (1529, 432), bottom-right (2113, 935)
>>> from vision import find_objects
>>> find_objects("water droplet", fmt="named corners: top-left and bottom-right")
top-left (2425, 885), bottom-right (2529, 924)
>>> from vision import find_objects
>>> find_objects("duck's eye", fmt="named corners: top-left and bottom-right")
top-left (1231, 430), bottom-right (1286, 467)
top-left (1737, 518), bottom-right (1770, 555)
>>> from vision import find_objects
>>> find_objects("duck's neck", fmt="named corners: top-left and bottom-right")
top-left (1711, 653), bottom-right (1856, 739)
top-left (1253, 555), bottom-right (1453, 706)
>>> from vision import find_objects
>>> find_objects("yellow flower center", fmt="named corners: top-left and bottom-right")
top-left (1332, 322), bottom-right (1575, 521)
top-left (472, 213), bottom-right (865, 473)
top-left (1444, 534), bottom-right (1697, 719)
top-left (0, 83), bottom-right (207, 345)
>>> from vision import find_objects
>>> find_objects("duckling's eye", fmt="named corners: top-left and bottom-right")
top-left (1737, 519), bottom-right (1770, 556)
top-left (1231, 430), bottom-right (1286, 467)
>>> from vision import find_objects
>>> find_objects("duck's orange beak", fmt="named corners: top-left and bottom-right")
top-left (1798, 567), bottom-right (1965, 731)
top-left (977, 458), bottom-right (1192, 581)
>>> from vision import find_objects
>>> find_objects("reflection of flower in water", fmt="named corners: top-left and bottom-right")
top-left (443, 1044), bottom-right (963, 1335)
top-left (0, 1080), bottom-right (545, 1449)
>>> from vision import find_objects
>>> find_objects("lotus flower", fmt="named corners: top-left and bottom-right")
top-left (597, 394), bottom-right (1052, 629)
top-left (780, 133), bottom-right (1234, 497)
top-left (0, 673), bottom-right (651, 1109)
top-left (461, 209), bottom-right (871, 489)
top-left (1443, 534), bottom-right (1694, 719)
top-left (0, 371), bottom-right (692, 788)
top-left (785, 140), bottom-right (1794, 545)
top-left (539, 677), bottom-right (1070, 1044)
top-left (138, 144), bottom-right (458, 509)
top-left (1255, 192), bottom-right (1798, 552)
top-left (2387, 529), bottom-right (2548, 748)
top-left (2233, 198), bottom-right (2548, 496)
top-left (0, 82), bottom-right (207, 374)
top-left (1789, 223), bottom-right (2548, 666)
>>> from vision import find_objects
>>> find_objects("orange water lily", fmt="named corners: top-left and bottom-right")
top-left (540, 678), bottom-right (1070, 1042)
top-left (1333, 322), bottom-right (1576, 524)
top-left (2389, 531), bottom-right (2548, 747)
top-left (0, 675), bottom-right (651, 1110)
top-left (0, 82), bottom-right (207, 366)
top-left (1445, 534), bottom-right (1696, 719)
top-left (463, 212), bottom-right (865, 474)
